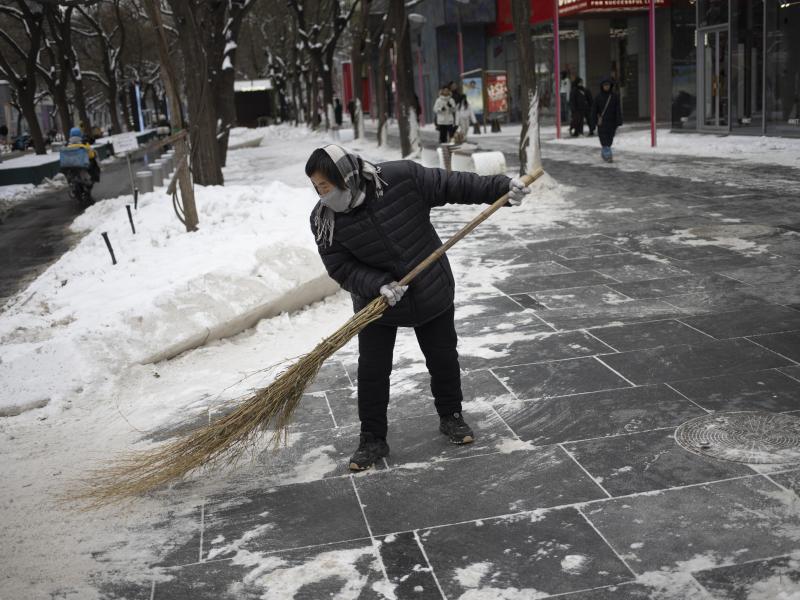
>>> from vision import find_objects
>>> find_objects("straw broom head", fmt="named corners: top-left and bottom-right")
top-left (66, 296), bottom-right (388, 508)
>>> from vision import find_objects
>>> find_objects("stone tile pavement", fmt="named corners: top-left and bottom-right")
top-left (104, 147), bottom-right (800, 599)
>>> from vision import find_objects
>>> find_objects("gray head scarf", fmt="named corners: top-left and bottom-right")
top-left (313, 144), bottom-right (387, 247)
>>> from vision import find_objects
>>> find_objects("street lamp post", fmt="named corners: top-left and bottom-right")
top-left (648, 0), bottom-right (657, 146)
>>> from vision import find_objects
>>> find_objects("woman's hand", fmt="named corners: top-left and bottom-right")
top-left (380, 282), bottom-right (408, 306)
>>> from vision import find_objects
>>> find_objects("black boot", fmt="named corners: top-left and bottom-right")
top-left (349, 432), bottom-right (390, 471)
top-left (439, 412), bottom-right (475, 444)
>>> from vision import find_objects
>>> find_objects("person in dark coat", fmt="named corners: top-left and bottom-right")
top-left (305, 144), bottom-right (531, 470)
top-left (333, 98), bottom-right (343, 127)
top-left (590, 75), bottom-right (623, 162)
top-left (568, 77), bottom-right (592, 137)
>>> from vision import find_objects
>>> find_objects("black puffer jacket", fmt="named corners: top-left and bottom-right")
top-left (311, 160), bottom-right (510, 327)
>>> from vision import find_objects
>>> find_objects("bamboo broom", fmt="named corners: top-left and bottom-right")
top-left (71, 167), bottom-right (546, 506)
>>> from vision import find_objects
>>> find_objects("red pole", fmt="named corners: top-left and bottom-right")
top-left (553, 0), bottom-right (561, 139)
top-left (649, 0), bottom-right (657, 146)
top-left (417, 46), bottom-right (426, 126)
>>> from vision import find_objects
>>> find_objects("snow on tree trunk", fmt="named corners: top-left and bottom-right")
top-left (525, 88), bottom-right (542, 173)
top-left (326, 102), bottom-right (335, 132)
top-left (404, 106), bottom-right (421, 159)
top-left (355, 98), bottom-right (364, 139)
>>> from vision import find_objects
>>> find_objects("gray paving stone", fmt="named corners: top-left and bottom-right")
top-left (353, 446), bottom-right (606, 534)
top-left (381, 404), bottom-right (512, 467)
top-left (458, 328), bottom-right (612, 370)
top-left (593, 261), bottom-right (693, 283)
top-left (564, 429), bottom-right (753, 496)
top-left (668, 369), bottom-right (800, 413)
top-left (377, 532), bottom-right (440, 598)
top-left (527, 284), bottom-right (631, 310)
top-left (493, 356), bottom-right (631, 400)
top-left (532, 300), bottom-right (685, 331)
top-left (681, 305), bottom-right (800, 339)
top-left (201, 477), bottom-right (370, 561)
top-left (553, 242), bottom-right (629, 260)
top-left (493, 270), bottom-right (616, 295)
top-left (721, 264), bottom-right (800, 305)
top-left (454, 293), bottom-right (527, 320)
top-left (494, 384), bottom-right (706, 446)
top-left (589, 319), bottom-right (713, 352)
top-left (693, 554), bottom-right (800, 600)
top-left (307, 360), bottom-right (352, 392)
top-left (599, 339), bottom-right (793, 386)
top-left (606, 274), bottom-right (751, 300)
top-left (749, 331), bottom-right (800, 363)
top-left (660, 289), bottom-right (771, 314)
top-left (418, 507), bottom-right (633, 598)
top-left (152, 539), bottom-right (385, 600)
top-left (584, 476), bottom-right (800, 573)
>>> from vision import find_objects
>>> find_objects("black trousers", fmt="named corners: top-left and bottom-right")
top-left (357, 305), bottom-right (463, 438)
top-left (437, 125), bottom-right (453, 144)
top-left (599, 128), bottom-right (616, 147)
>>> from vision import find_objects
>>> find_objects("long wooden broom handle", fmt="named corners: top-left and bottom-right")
top-left (398, 167), bottom-right (545, 287)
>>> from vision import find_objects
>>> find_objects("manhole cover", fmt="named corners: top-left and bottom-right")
top-left (688, 224), bottom-right (779, 239)
top-left (675, 411), bottom-right (800, 464)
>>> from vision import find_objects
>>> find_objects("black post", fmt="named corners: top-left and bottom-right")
top-left (126, 205), bottom-right (136, 234)
top-left (133, 188), bottom-right (139, 210)
top-left (101, 232), bottom-right (117, 265)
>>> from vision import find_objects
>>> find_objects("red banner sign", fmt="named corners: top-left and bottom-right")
top-left (558, 0), bottom-right (668, 16)
top-left (485, 72), bottom-right (508, 117)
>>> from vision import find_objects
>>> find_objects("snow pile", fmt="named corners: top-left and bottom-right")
top-left (227, 126), bottom-right (266, 149)
top-left (0, 172), bottom-right (334, 416)
top-left (0, 174), bottom-right (67, 217)
top-left (552, 128), bottom-right (800, 167)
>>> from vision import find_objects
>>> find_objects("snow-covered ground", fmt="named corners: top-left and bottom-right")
top-left (550, 127), bottom-right (800, 168)
top-left (0, 124), bottom-right (581, 598)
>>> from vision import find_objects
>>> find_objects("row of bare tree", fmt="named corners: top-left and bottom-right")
top-left (0, 0), bottom-right (539, 182)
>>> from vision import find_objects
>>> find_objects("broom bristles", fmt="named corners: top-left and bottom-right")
top-left (67, 297), bottom-right (388, 507)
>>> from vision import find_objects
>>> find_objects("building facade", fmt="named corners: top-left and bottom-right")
top-left (341, 0), bottom-right (799, 137)
top-left (672, 0), bottom-right (800, 136)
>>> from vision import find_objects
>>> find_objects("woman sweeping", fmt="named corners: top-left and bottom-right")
top-left (306, 144), bottom-right (531, 471)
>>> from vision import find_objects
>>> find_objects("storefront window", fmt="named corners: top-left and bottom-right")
top-left (699, 0), bottom-right (730, 26)
top-left (671, 0), bottom-right (698, 128)
top-left (731, 0), bottom-right (764, 133)
top-left (765, 0), bottom-right (800, 136)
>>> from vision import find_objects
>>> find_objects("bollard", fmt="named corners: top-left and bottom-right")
top-left (135, 170), bottom-right (154, 194)
top-left (149, 162), bottom-right (164, 187)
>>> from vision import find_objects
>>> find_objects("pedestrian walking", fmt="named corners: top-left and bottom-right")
top-left (305, 144), bottom-right (532, 470)
top-left (433, 87), bottom-right (457, 144)
top-left (560, 71), bottom-right (572, 124)
top-left (454, 96), bottom-right (476, 143)
top-left (590, 75), bottom-right (623, 162)
top-left (568, 77), bottom-right (592, 137)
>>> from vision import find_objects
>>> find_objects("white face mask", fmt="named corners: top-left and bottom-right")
top-left (320, 187), bottom-right (352, 213)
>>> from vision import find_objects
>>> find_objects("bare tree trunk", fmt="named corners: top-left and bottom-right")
top-left (391, 0), bottom-right (417, 157)
top-left (511, 0), bottom-right (538, 175)
top-left (350, 0), bottom-right (371, 139)
top-left (20, 91), bottom-right (47, 154)
top-left (141, 0), bottom-right (199, 231)
top-left (167, 0), bottom-right (223, 186)
top-left (376, 28), bottom-right (391, 146)
top-left (120, 86), bottom-right (132, 130)
top-left (107, 79), bottom-right (122, 134)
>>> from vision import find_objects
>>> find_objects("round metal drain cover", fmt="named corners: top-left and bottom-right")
top-left (688, 224), bottom-right (779, 239)
top-left (675, 411), bottom-right (800, 464)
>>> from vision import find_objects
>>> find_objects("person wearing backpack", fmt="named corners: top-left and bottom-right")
top-left (590, 75), bottom-right (623, 162)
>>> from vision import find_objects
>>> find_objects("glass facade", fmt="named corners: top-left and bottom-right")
top-left (671, 0), bottom-right (698, 129)
top-left (672, 0), bottom-right (800, 136)
top-left (765, 0), bottom-right (800, 135)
